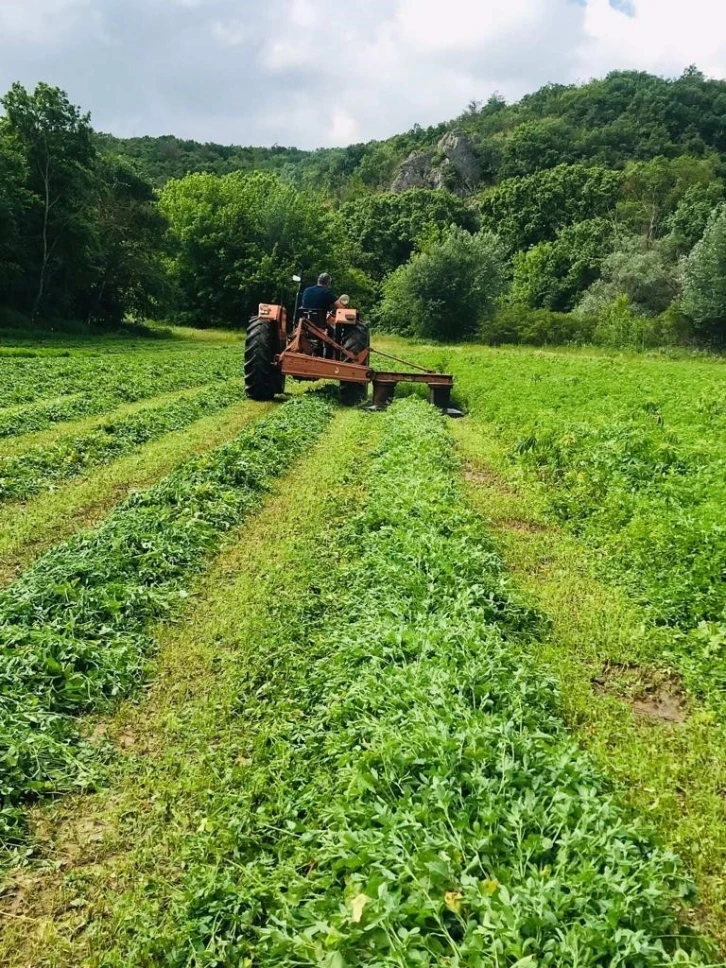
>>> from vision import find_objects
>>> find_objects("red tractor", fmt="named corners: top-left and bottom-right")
top-left (244, 276), bottom-right (460, 413)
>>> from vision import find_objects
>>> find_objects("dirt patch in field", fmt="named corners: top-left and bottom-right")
top-left (592, 662), bottom-right (687, 723)
top-left (498, 517), bottom-right (550, 534)
top-left (463, 462), bottom-right (516, 494)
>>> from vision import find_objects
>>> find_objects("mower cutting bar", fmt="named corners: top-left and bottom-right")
top-left (280, 352), bottom-right (371, 383)
top-left (279, 350), bottom-right (457, 413)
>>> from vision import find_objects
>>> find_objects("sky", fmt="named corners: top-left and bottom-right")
top-left (1, 0), bottom-right (726, 150)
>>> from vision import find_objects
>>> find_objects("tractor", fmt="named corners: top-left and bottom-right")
top-left (244, 275), bottom-right (460, 414)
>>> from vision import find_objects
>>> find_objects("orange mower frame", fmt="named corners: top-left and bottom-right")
top-left (244, 297), bottom-right (462, 415)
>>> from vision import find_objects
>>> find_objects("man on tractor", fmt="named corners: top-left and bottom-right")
top-left (301, 273), bottom-right (345, 325)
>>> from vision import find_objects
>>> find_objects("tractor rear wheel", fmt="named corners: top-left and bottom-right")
top-left (245, 317), bottom-right (283, 400)
top-left (340, 323), bottom-right (370, 406)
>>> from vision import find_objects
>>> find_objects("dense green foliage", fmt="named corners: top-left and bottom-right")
top-left (510, 218), bottom-right (615, 312)
top-left (377, 228), bottom-right (505, 340)
top-left (0, 84), bottom-right (165, 327)
top-left (340, 190), bottom-right (478, 280)
top-left (159, 170), bottom-right (372, 327)
top-left (97, 133), bottom-right (309, 188)
top-left (110, 399), bottom-right (708, 966)
top-left (682, 205), bottom-right (726, 342)
top-left (480, 164), bottom-right (623, 251)
top-left (0, 395), bottom-right (333, 845)
top-left (5, 68), bottom-right (726, 344)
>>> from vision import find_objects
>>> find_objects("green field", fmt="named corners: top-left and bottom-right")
top-left (1, 331), bottom-right (725, 964)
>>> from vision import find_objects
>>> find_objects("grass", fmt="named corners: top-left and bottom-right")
top-left (0, 380), bottom-right (248, 502)
top-left (0, 406), bottom-right (372, 966)
top-left (0, 345), bottom-right (241, 428)
top-left (370, 338), bottom-right (726, 941)
top-left (1, 329), bottom-right (725, 962)
top-left (1, 400), bottom-right (715, 966)
top-left (0, 383), bottom-right (211, 458)
top-left (375, 337), bottom-right (726, 702)
top-left (0, 394), bottom-right (333, 851)
top-left (450, 417), bottom-right (726, 946)
top-left (0, 398), bottom-right (270, 587)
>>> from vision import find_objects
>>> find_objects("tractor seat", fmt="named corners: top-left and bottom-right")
top-left (300, 307), bottom-right (328, 327)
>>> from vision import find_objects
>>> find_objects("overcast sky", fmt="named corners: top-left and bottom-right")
top-left (1, 0), bottom-right (725, 149)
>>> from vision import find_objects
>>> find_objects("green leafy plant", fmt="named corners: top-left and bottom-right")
top-left (0, 380), bottom-right (247, 502)
top-left (0, 395), bottom-right (333, 846)
top-left (115, 399), bottom-right (707, 966)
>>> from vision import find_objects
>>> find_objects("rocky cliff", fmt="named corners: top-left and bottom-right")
top-left (390, 129), bottom-right (480, 195)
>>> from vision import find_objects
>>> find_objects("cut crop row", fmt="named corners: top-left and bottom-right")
top-left (0, 380), bottom-right (247, 503)
top-left (0, 395), bottom-right (334, 849)
top-left (0, 348), bottom-right (241, 434)
top-left (381, 341), bottom-right (726, 717)
top-left (127, 398), bottom-right (708, 967)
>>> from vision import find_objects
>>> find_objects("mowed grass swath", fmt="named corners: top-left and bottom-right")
top-left (377, 339), bottom-right (726, 712)
top-left (88, 399), bottom-right (709, 966)
top-left (0, 395), bottom-right (333, 849)
top-left (0, 346), bottom-right (241, 437)
top-left (0, 380), bottom-right (247, 502)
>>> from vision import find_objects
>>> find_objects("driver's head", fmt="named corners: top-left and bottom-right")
top-left (318, 273), bottom-right (332, 288)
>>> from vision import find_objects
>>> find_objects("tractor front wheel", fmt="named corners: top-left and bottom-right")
top-left (340, 323), bottom-right (370, 406)
top-left (245, 317), bottom-right (283, 400)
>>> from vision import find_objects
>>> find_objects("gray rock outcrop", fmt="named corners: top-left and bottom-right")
top-left (390, 129), bottom-right (480, 195)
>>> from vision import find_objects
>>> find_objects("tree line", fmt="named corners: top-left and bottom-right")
top-left (3, 72), bottom-right (726, 348)
top-left (0, 83), bottom-right (167, 329)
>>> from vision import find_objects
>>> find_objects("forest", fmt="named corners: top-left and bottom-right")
top-left (3, 67), bottom-right (726, 347)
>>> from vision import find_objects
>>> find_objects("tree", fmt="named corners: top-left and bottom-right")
top-left (2, 83), bottom-right (97, 318)
top-left (510, 218), bottom-right (615, 312)
top-left (160, 170), bottom-right (369, 327)
top-left (479, 165), bottom-right (622, 251)
top-left (681, 204), bottom-right (726, 342)
top-left (84, 156), bottom-right (169, 324)
top-left (578, 235), bottom-right (678, 318)
top-left (616, 155), bottom-right (716, 240)
top-left (376, 228), bottom-right (506, 341)
top-left (665, 181), bottom-right (725, 254)
top-left (498, 118), bottom-right (576, 179)
top-left (341, 190), bottom-right (479, 280)
top-left (0, 124), bottom-right (29, 302)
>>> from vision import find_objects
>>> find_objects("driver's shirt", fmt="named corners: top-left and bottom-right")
top-left (301, 285), bottom-right (339, 313)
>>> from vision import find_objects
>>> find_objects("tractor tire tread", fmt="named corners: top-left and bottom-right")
top-left (244, 317), bottom-right (281, 401)
top-left (340, 322), bottom-right (370, 406)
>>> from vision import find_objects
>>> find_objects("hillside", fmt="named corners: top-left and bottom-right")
top-left (3, 67), bottom-right (726, 348)
top-left (103, 67), bottom-right (726, 195)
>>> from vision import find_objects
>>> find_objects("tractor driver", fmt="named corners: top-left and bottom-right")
top-left (301, 273), bottom-right (344, 325)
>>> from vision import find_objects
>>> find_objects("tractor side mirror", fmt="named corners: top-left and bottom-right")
top-left (340, 294), bottom-right (351, 306)
top-left (292, 274), bottom-right (302, 283)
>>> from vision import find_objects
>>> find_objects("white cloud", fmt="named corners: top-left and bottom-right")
top-left (0, 0), bottom-right (96, 44)
top-left (391, 0), bottom-right (544, 53)
top-left (1, 0), bottom-right (726, 148)
top-left (329, 109), bottom-right (362, 144)
top-left (580, 0), bottom-right (726, 78)
top-left (211, 18), bottom-right (248, 47)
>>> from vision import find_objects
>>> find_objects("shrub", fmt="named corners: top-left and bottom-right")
top-left (681, 204), bottom-right (726, 345)
top-left (376, 228), bottom-right (506, 341)
top-left (480, 305), bottom-right (595, 346)
top-left (579, 235), bottom-right (678, 318)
